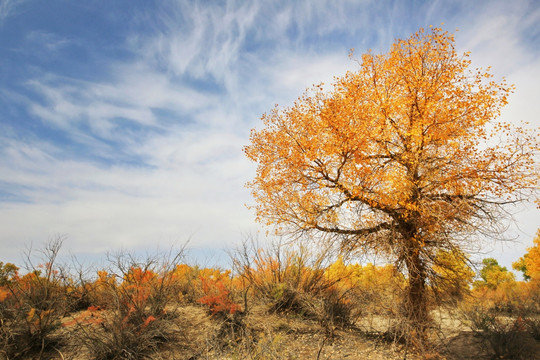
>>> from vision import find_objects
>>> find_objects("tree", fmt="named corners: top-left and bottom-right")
top-left (245, 27), bottom-right (538, 341)
top-left (474, 258), bottom-right (515, 290)
top-left (513, 229), bottom-right (540, 282)
top-left (0, 262), bottom-right (19, 287)
top-left (472, 258), bottom-right (518, 313)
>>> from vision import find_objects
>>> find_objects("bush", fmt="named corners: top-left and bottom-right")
top-left (326, 259), bottom-right (404, 318)
top-left (198, 269), bottom-right (242, 317)
top-left (0, 238), bottom-right (67, 359)
top-left (524, 317), bottom-right (540, 341)
top-left (171, 263), bottom-right (201, 304)
top-left (464, 306), bottom-right (534, 359)
top-left (233, 239), bottom-right (330, 314)
top-left (232, 237), bottom-right (356, 336)
top-left (71, 248), bottom-right (185, 360)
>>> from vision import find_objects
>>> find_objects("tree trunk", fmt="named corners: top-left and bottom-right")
top-left (403, 244), bottom-right (429, 344)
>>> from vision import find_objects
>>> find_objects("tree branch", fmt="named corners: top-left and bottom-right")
top-left (313, 221), bottom-right (392, 236)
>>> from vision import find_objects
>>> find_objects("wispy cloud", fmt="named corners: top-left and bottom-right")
top-left (25, 30), bottom-right (72, 52)
top-left (456, 0), bottom-right (540, 73)
top-left (26, 66), bottom-right (210, 133)
top-left (0, 0), bottom-right (24, 24)
top-left (136, 1), bottom-right (260, 90)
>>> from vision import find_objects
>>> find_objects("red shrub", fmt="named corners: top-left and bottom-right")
top-left (198, 274), bottom-right (241, 316)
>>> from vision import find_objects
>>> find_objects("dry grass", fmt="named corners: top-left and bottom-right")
top-left (24, 304), bottom-right (539, 360)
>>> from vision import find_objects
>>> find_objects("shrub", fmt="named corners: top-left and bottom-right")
top-left (464, 306), bottom-right (534, 359)
top-left (198, 270), bottom-right (241, 317)
top-left (233, 237), bottom-right (357, 336)
top-left (0, 238), bottom-right (67, 359)
top-left (430, 248), bottom-right (475, 306)
top-left (63, 262), bottom-right (101, 313)
top-left (524, 317), bottom-right (540, 341)
top-left (72, 248), bottom-right (185, 360)
top-left (171, 263), bottom-right (200, 303)
top-left (233, 238), bottom-right (333, 315)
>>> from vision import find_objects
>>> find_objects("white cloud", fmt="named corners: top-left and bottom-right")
top-left (138, 0), bottom-right (260, 90)
top-left (450, 1), bottom-right (540, 270)
top-left (26, 62), bottom-right (213, 140)
top-left (0, 132), bottom-right (256, 264)
top-left (25, 30), bottom-right (72, 52)
top-left (455, 1), bottom-right (539, 73)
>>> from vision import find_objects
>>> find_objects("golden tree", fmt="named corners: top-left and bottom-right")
top-left (513, 229), bottom-right (540, 282)
top-left (245, 28), bottom-right (538, 339)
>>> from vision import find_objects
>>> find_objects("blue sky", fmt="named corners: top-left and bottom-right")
top-left (0, 0), bottom-right (539, 271)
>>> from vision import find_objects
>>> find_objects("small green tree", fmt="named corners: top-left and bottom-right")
top-left (474, 258), bottom-right (515, 290)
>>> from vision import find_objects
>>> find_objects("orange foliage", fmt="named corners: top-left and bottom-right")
top-left (119, 267), bottom-right (158, 316)
top-left (142, 315), bottom-right (156, 328)
top-left (0, 286), bottom-right (10, 302)
top-left (124, 267), bottom-right (156, 284)
top-left (513, 229), bottom-right (540, 282)
top-left (325, 258), bottom-right (404, 315)
top-left (235, 243), bottom-right (333, 314)
top-left (245, 27), bottom-right (538, 332)
top-left (171, 264), bottom-right (192, 283)
top-left (92, 270), bottom-right (117, 307)
top-left (245, 26), bottom-right (536, 254)
top-left (198, 270), bottom-right (241, 316)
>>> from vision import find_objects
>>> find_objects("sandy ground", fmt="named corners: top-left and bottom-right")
top-left (23, 305), bottom-right (540, 360)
